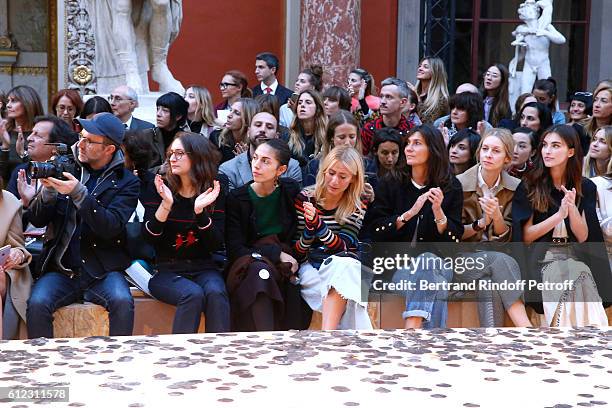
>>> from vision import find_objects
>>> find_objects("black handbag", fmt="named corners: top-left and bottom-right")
top-left (125, 212), bottom-right (155, 262)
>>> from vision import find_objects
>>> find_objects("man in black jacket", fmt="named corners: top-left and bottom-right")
top-left (26, 112), bottom-right (140, 338)
top-left (252, 52), bottom-right (293, 105)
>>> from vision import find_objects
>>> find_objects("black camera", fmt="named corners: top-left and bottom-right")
top-left (28, 144), bottom-right (77, 180)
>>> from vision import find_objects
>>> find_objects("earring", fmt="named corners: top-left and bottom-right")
top-left (274, 176), bottom-right (279, 188)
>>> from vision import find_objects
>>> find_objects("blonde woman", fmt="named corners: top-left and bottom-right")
top-left (584, 81), bottom-right (612, 140)
top-left (288, 90), bottom-right (328, 168)
top-left (456, 128), bottom-right (531, 327)
top-left (209, 98), bottom-right (260, 164)
top-left (409, 57), bottom-right (450, 125)
top-left (293, 146), bottom-right (370, 330)
top-left (184, 85), bottom-right (220, 137)
top-left (583, 126), bottom-right (612, 177)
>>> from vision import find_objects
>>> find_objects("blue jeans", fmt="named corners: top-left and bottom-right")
top-left (149, 260), bottom-right (230, 333)
top-left (27, 271), bottom-right (134, 338)
top-left (392, 252), bottom-right (453, 328)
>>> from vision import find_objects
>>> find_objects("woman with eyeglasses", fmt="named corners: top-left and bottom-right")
top-left (183, 85), bottom-right (219, 137)
top-left (209, 98), bottom-right (260, 164)
top-left (364, 124), bottom-right (464, 329)
top-left (214, 70), bottom-right (252, 113)
top-left (584, 81), bottom-right (612, 141)
top-left (480, 64), bottom-right (512, 127)
top-left (455, 128), bottom-right (531, 327)
top-left (294, 146), bottom-right (371, 330)
top-left (0, 86), bottom-right (44, 182)
top-left (51, 89), bottom-right (84, 131)
top-left (225, 139), bottom-right (310, 331)
top-left (279, 64), bottom-right (323, 128)
top-left (142, 132), bottom-right (230, 334)
top-left (567, 92), bottom-right (593, 126)
top-left (512, 124), bottom-right (611, 326)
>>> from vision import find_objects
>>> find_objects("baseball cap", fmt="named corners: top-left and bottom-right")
top-left (76, 112), bottom-right (126, 145)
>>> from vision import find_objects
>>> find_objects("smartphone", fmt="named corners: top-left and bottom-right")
top-left (0, 244), bottom-right (11, 266)
top-left (289, 93), bottom-right (299, 104)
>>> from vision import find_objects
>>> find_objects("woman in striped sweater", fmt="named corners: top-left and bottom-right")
top-left (293, 146), bottom-right (370, 330)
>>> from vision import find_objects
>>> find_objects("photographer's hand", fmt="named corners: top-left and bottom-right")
top-left (44, 172), bottom-right (80, 195)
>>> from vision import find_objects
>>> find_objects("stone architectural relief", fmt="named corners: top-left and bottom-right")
top-left (65, 0), bottom-right (96, 94)
top-left (300, 0), bottom-right (361, 88)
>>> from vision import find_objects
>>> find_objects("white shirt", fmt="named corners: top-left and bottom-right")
top-left (477, 165), bottom-right (501, 198)
top-left (123, 115), bottom-right (133, 129)
top-left (260, 79), bottom-right (279, 95)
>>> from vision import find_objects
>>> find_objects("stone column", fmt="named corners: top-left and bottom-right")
top-left (300, 0), bottom-right (360, 88)
top-left (0, 0), bottom-right (18, 91)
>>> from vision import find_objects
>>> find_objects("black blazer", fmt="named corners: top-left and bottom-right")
top-left (363, 175), bottom-right (464, 244)
top-left (225, 179), bottom-right (300, 264)
top-left (130, 116), bottom-right (155, 131)
top-left (252, 83), bottom-right (293, 106)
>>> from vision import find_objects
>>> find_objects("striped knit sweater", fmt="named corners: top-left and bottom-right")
top-left (293, 189), bottom-right (366, 264)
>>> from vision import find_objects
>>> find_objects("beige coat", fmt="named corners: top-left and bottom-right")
top-left (457, 164), bottom-right (520, 242)
top-left (0, 190), bottom-right (32, 322)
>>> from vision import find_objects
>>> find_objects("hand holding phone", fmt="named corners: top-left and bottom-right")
top-left (0, 245), bottom-right (12, 267)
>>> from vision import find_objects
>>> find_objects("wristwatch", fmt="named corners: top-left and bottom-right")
top-left (472, 218), bottom-right (485, 232)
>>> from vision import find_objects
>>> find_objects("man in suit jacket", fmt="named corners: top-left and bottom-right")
top-left (220, 111), bottom-right (301, 190)
top-left (252, 52), bottom-right (293, 106)
top-left (110, 85), bottom-right (155, 130)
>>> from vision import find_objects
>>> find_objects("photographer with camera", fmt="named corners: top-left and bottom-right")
top-left (26, 113), bottom-right (139, 338)
top-left (6, 116), bottom-right (78, 209)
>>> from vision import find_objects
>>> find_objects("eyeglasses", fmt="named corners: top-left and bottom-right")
top-left (78, 134), bottom-right (108, 147)
top-left (573, 92), bottom-right (593, 97)
top-left (166, 150), bottom-right (190, 160)
top-left (219, 82), bottom-right (238, 90)
top-left (484, 71), bottom-right (500, 78)
top-left (108, 95), bottom-right (132, 103)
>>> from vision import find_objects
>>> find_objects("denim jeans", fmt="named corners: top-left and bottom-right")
top-left (149, 260), bottom-right (230, 333)
top-left (27, 271), bottom-right (134, 338)
top-left (392, 252), bottom-right (453, 328)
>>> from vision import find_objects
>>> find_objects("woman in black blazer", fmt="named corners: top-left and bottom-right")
top-left (364, 124), bottom-right (464, 329)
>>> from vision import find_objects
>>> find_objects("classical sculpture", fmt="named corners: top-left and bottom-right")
top-left (87, 0), bottom-right (184, 94)
top-left (508, 0), bottom-right (565, 107)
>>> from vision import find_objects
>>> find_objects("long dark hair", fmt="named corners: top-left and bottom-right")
top-left (448, 128), bottom-right (481, 169)
top-left (372, 127), bottom-right (406, 181)
top-left (166, 132), bottom-right (221, 196)
top-left (518, 101), bottom-right (553, 139)
top-left (524, 124), bottom-right (584, 213)
top-left (481, 63), bottom-right (511, 127)
top-left (403, 124), bottom-right (452, 191)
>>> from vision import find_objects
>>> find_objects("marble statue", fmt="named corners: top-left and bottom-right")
top-left (87, 0), bottom-right (184, 94)
top-left (508, 0), bottom-right (565, 107)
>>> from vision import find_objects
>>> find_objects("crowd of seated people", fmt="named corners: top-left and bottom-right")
top-left (1, 52), bottom-right (611, 339)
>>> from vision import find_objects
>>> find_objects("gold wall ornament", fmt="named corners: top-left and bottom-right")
top-left (13, 67), bottom-right (48, 75)
top-left (73, 65), bottom-right (92, 85)
top-left (0, 36), bottom-right (12, 49)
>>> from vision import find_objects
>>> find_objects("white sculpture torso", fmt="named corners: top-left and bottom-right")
top-left (508, 0), bottom-right (566, 109)
top-left (87, 0), bottom-right (185, 95)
